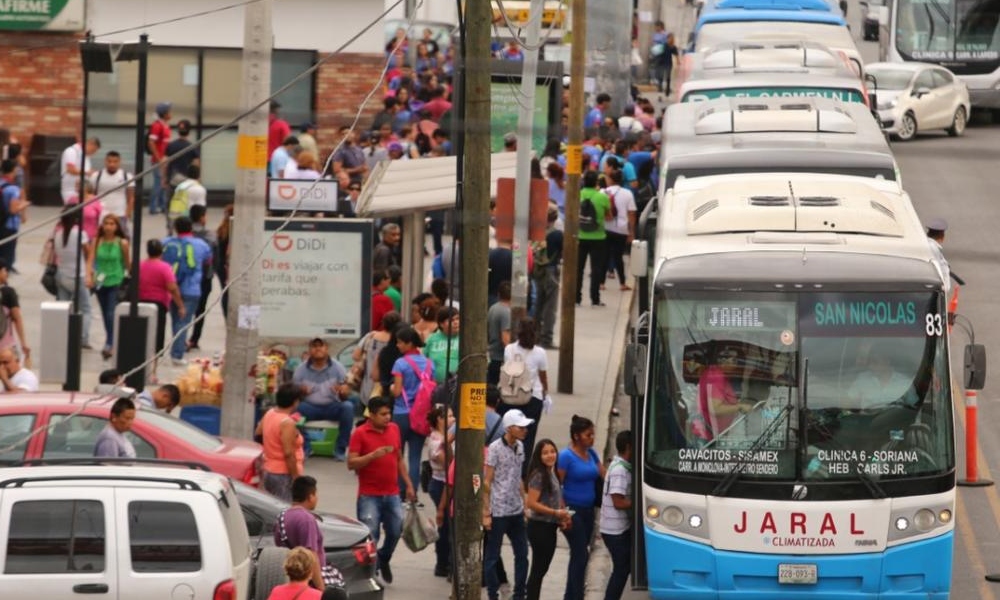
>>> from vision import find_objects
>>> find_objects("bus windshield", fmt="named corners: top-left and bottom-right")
top-left (646, 290), bottom-right (952, 483)
top-left (895, 0), bottom-right (1000, 62)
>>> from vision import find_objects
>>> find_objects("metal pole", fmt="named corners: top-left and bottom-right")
top-left (221, 0), bottom-right (271, 439)
top-left (117, 34), bottom-right (150, 392)
top-left (455, 0), bottom-right (491, 595)
top-left (558, 0), bottom-right (587, 394)
top-left (64, 39), bottom-right (91, 393)
top-left (636, 0), bottom-right (659, 83)
top-left (511, 0), bottom-right (544, 325)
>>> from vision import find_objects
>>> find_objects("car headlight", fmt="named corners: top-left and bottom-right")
top-left (877, 98), bottom-right (897, 110)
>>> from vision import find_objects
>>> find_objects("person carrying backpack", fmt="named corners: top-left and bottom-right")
top-left (161, 216), bottom-right (211, 366)
top-left (498, 317), bottom-right (548, 478)
top-left (390, 326), bottom-right (436, 502)
top-left (577, 170), bottom-right (612, 307)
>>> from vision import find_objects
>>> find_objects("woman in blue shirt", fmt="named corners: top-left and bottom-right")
top-left (390, 326), bottom-right (434, 499)
top-left (557, 415), bottom-right (605, 600)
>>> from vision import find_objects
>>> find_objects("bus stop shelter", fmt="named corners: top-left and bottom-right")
top-left (355, 152), bottom-right (519, 306)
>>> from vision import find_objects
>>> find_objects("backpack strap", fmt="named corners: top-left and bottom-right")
top-left (401, 355), bottom-right (419, 407)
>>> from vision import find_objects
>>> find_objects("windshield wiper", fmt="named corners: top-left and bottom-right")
top-left (805, 412), bottom-right (888, 499)
top-left (712, 402), bottom-right (793, 497)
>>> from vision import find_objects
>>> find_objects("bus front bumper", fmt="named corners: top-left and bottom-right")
top-left (645, 527), bottom-right (953, 599)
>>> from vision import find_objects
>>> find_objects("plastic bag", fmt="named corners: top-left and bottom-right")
top-left (402, 501), bottom-right (439, 552)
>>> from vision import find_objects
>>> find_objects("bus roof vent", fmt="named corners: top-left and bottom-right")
top-left (749, 195), bottom-right (792, 206)
top-left (692, 198), bottom-right (720, 220)
top-left (798, 196), bottom-right (840, 207)
top-left (702, 41), bottom-right (840, 70)
top-left (715, 0), bottom-right (835, 11)
top-left (694, 99), bottom-right (857, 134)
top-left (869, 200), bottom-right (895, 219)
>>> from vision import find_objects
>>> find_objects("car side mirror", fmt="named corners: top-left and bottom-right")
top-left (624, 343), bottom-right (648, 397)
top-left (245, 517), bottom-right (264, 537)
top-left (913, 86), bottom-right (931, 97)
top-left (964, 344), bottom-right (987, 390)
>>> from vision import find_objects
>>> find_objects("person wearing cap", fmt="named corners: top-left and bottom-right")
top-left (298, 122), bottom-right (319, 156)
top-left (268, 100), bottom-right (292, 158)
top-left (926, 217), bottom-right (958, 320)
top-left (147, 102), bottom-right (173, 215)
top-left (292, 337), bottom-right (358, 461)
top-left (483, 408), bottom-right (533, 600)
top-left (60, 137), bottom-right (100, 204)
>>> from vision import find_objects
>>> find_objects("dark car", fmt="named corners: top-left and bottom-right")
top-left (234, 481), bottom-right (383, 600)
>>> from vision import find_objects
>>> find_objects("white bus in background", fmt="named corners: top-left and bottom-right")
top-left (880, 0), bottom-right (1000, 110)
top-left (679, 41), bottom-right (873, 105)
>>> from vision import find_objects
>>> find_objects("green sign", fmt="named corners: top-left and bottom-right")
top-left (683, 87), bottom-right (866, 104)
top-left (490, 82), bottom-right (551, 153)
top-left (0, 0), bottom-right (85, 32)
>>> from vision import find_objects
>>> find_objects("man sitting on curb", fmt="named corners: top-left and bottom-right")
top-left (292, 337), bottom-right (359, 461)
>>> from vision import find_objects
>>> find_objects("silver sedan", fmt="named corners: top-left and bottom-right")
top-left (868, 62), bottom-right (971, 141)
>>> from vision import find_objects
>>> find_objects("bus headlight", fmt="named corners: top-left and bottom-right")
top-left (938, 509), bottom-right (953, 524)
top-left (663, 506), bottom-right (684, 527)
top-left (689, 514), bottom-right (704, 528)
top-left (877, 98), bottom-right (897, 110)
top-left (895, 517), bottom-right (909, 531)
top-left (646, 505), bottom-right (660, 520)
top-left (914, 508), bottom-right (936, 531)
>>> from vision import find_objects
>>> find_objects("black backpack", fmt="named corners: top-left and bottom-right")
top-left (634, 180), bottom-right (655, 215)
top-left (579, 196), bottom-right (599, 232)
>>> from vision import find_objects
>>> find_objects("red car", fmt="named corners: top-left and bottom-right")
top-left (0, 393), bottom-right (262, 484)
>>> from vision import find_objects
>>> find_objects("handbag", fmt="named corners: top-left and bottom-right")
top-left (402, 500), bottom-right (439, 552)
top-left (116, 275), bottom-right (131, 304)
top-left (41, 264), bottom-right (57, 296)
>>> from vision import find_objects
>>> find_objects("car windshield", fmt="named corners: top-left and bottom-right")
top-left (645, 290), bottom-right (953, 485)
top-left (870, 68), bottom-right (915, 89)
top-left (135, 409), bottom-right (222, 452)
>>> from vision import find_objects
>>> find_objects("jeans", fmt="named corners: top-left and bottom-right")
top-left (427, 478), bottom-right (451, 571)
top-left (189, 276), bottom-right (212, 346)
top-left (392, 412), bottom-right (426, 495)
top-left (534, 268), bottom-right (559, 346)
top-left (169, 295), bottom-right (200, 360)
top-left (297, 397), bottom-right (358, 456)
top-left (497, 397), bottom-right (543, 477)
top-left (56, 273), bottom-right (92, 347)
top-left (576, 238), bottom-right (607, 305)
top-left (485, 514), bottom-right (529, 600)
top-left (94, 285), bottom-right (120, 351)
top-left (356, 494), bottom-right (403, 568)
top-left (562, 506), bottom-right (596, 600)
top-left (150, 166), bottom-right (166, 214)
top-left (605, 231), bottom-right (628, 286)
top-left (601, 529), bottom-right (633, 600)
top-left (527, 519), bottom-right (559, 600)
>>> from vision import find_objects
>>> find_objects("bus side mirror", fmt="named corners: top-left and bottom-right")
top-left (964, 344), bottom-right (987, 390)
top-left (624, 343), bottom-right (648, 397)
top-left (630, 240), bottom-right (648, 278)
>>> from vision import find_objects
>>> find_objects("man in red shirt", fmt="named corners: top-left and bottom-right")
top-left (371, 271), bottom-right (395, 332)
top-left (347, 395), bottom-right (416, 586)
top-left (147, 101), bottom-right (172, 215)
top-left (268, 101), bottom-right (292, 157)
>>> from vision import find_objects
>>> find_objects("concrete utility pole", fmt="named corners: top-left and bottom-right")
top-left (558, 0), bottom-right (587, 394)
top-left (510, 0), bottom-right (544, 325)
top-left (221, 0), bottom-right (271, 439)
top-left (454, 0), bottom-right (491, 596)
top-left (636, 0), bottom-right (659, 83)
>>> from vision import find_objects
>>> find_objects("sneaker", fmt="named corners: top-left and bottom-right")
top-left (332, 452), bottom-right (346, 462)
top-left (378, 562), bottom-right (393, 585)
top-left (171, 357), bottom-right (187, 367)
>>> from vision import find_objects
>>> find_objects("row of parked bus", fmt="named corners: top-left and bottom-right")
top-left (623, 0), bottom-right (987, 597)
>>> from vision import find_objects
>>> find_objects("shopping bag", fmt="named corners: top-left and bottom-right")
top-left (402, 501), bottom-right (439, 552)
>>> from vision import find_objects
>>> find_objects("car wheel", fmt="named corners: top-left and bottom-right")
top-left (947, 106), bottom-right (967, 137)
top-left (896, 112), bottom-right (917, 141)
top-left (253, 547), bottom-right (290, 600)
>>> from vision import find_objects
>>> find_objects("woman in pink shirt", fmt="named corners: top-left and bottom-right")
top-left (138, 239), bottom-right (184, 379)
top-left (265, 547), bottom-right (323, 600)
top-left (66, 183), bottom-right (104, 241)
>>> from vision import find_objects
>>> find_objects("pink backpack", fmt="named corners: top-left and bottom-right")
top-left (403, 356), bottom-right (436, 436)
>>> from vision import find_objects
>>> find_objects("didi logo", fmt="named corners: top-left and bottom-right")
top-left (276, 184), bottom-right (298, 201)
top-left (272, 235), bottom-right (293, 252)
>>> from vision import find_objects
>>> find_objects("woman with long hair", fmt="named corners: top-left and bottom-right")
top-left (425, 404), bottom-right (454, 577)
top-left (557, 415), bottom-right (605, 600)
top-left (525, 438), bottom-right (572, 600)
top-left (389, 326), bottom-right (434, 499)
top-left (354, 311), bottom-right (402, 402)
top-left (255, 382), bottom-right (305, 502)
top-left (54, 206), bottom-right (93, 349)
top-left (499, 317), bottom-right (548, 470)
top-left (413, 296), bottom-right (441, 342)
top-left (138, 239), bottom-right (185, 382)
top-left (88, 214), bottom-right (130, 359)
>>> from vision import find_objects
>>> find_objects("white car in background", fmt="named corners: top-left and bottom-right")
top-left (868, 62), bottom-right (971, 141)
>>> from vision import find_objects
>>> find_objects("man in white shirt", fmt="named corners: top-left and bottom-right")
top-left (60, 137), bottom-right (101, 203)
top-left (166, 164), bottom-right (207, 229)
top-left (136, 383), bottom-right (182, 415)
top-left (91, 151), bottom-right (135, 237)
top-left (603, 169), bottom-right (638, 291)
top-left (0, 347), bottom-right (38, 392)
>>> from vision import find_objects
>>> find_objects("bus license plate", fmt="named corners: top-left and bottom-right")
top-left (778, 563), bottom-right (817, 585)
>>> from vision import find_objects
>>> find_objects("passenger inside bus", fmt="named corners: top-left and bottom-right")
top-left (848, 344), bottom-right (919, 410)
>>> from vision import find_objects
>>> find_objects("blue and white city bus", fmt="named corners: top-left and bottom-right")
top-left (880, 0), bottom-right (1000, 108)
top-left (625, 171), bottom-right (986, 598)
